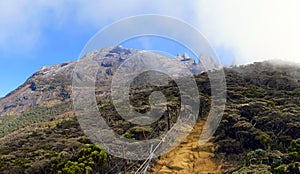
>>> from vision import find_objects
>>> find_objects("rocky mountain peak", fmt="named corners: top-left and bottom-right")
top-left (0, 46), bottom-right (221, 116)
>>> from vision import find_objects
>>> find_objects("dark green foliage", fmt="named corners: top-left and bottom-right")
top-left (216, 62), bottom-right (300, 173)
top-left (0, 117), bottom-right (84, 173)
top-left (52, 144), bottom-right (108, 174)
top-left (0, 101), bottom-right (72, 137)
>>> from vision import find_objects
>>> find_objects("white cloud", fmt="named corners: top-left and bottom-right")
top-left (74, 0), bottom-right (196, 28)
top-left (0, 1), bottom-right (38, 48)
top-left (1, 0), bottom-right (300, 65)
top-left (194, 0), bottom-right (300, 64)
top-left (0, 0), bottom-right (76, 56)
top-left (0, 0), bottom-right (195, 58)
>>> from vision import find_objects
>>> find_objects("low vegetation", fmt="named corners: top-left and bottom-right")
top-left (0, 61), bottom-right (299, 173)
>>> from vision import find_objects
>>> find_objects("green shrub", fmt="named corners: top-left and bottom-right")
top-left (274, 165), bottom-right (286, 173)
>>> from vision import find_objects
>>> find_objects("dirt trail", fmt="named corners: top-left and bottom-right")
top-left (149, 120), bottom-right (222, 174)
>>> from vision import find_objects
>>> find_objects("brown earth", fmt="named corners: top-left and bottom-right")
top-left (149, 120), bottom-right (222, 174)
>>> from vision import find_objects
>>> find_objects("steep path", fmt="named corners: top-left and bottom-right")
top-left (149, 120), bottom-right (222, 174)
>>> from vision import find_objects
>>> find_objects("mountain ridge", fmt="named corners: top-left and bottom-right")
top-left (0, 47), bottom-right (299, 173)
top-left (0, 46), bottom-right (216, 116)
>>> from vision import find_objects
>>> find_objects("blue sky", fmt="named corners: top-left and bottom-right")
top-left (0, 0), bottom-right (299, 97)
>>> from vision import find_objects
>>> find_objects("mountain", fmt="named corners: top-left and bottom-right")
top-left (0, 62), bottom-right (74, 116)
top-left (0, 46), bottom-right (211, 117)
top-left (0, 47), bottom-right (299, 173)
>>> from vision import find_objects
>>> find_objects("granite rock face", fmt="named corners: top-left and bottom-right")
top-left (0, 46), bottom-right (209, 116)
top-left (0, 62), bottom-right (75, 116)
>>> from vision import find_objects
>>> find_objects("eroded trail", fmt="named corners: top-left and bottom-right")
top-left (149, 120), bottom-right (222, 174)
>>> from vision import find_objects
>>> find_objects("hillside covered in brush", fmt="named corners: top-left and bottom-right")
top-left (0, 47), bottom-right (299, 173)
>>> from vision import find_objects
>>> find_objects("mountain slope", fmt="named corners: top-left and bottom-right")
top-left (214, 61), bottom-right (300, 173)
top-left (0, 46), bottom-right (213, 117)
top-left (0, 62), bottom-right (74, 116)
top-left (0, 47), bottom-right (299, 173)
